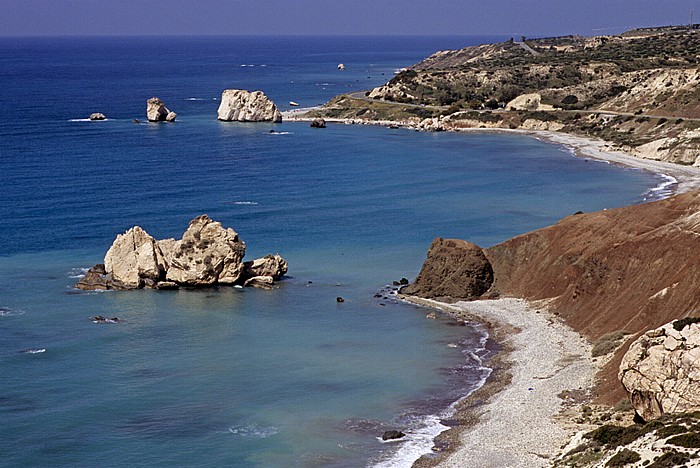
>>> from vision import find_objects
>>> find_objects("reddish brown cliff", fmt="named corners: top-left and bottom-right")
top-left (406, 190), bottom-right (700, 403)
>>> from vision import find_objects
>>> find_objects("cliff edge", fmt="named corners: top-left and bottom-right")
top-left (403, 189), bottom-right (700, 402)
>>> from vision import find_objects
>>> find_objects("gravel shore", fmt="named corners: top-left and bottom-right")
top-left (404, 297), bottom-right (598, 468)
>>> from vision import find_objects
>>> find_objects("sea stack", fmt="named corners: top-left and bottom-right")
top-left (146, 97), bottom-right (176, 122)
top-left (217, 89), bottom-right (282, 123)
top-left (76, 215), bottom-right (288, 291)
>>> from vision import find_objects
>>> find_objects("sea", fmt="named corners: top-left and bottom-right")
top-left (0, 36), bottom-right (666, 467)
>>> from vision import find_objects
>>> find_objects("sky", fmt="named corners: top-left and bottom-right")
top-left (0, 0), bottom-right (698, 37)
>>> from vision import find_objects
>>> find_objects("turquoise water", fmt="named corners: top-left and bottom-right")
top-left (0, 37), bottom-right (662, 466)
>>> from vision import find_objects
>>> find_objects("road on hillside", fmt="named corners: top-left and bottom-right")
top-left (341, 92), bottom-right (700, 122)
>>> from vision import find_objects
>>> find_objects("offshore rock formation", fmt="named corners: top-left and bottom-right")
top-left (76, 215), bottom-right (287, 291)
top-left (400, 238), bottom-right (493, 301)
top-left (217, 89), bottom-right (282, 123)
top-left (402, 189), bottom-right (700, 402)
top-left (619, 319), bottom-right (700, 421)
top-left (146, 97), bottom-right (176, 122)
top-left (89, 113), bottom-right (106, 121)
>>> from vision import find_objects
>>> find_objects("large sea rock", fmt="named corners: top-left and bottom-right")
top-left (104, 226), bottom-right (167, 288)
top-left (76, 215), bottom-right (287, 291)
top-left (165, 215), bottom-right (247, 286)
top-left (619, 319), bottom-right (700, 421)
top-left (400, 238), bottom-right (494, 301)
top-left (217, 89), bottom-right (282, 122)
top-left (147, 97), bottom-right (176, 122)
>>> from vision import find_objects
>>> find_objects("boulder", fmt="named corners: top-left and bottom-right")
top-left (165, 111), bottom-right (177, 122)
top-left (89, 113), bottom-right (106, 121)
top-left (619, 319), bottom-right (700, 421)
top-left (104, 226), bottom-right (167, 288)
top-left (381, 430), bottom-right (406, 441)
top-left (401, 238), bottom-right (494, 300)
top-left (165, 215), bottom-right (247, 286)
top-left (243, 276), bottom-right (274, 289)
top-left (217, 89), bottom-right (282, 123)
top-left (76, 264), bottom-right (109, 290)
top-left (243, 254), bottom-right (288, 280)
top-left (147, 97), bottom-right (173, 122)
top-left (310, 118), bottom-right (326, 128)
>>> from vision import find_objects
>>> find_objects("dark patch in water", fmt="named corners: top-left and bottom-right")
top-left (115, 403), bottom-right (229, 439)
top-left (0, 394), bottom-right (39, 413)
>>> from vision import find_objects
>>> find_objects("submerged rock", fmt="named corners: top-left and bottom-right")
top-left (217, 89), bottom-right (282, 122)
top-left (619, 319), bottom-right (700, 421)
top-left (400, 237), bottom-right (493, 301)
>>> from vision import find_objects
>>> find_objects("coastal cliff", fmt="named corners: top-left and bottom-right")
top-left (404, 189), bottom-right (700, 405)
top-left (307, 26), bottom-right (700, 167)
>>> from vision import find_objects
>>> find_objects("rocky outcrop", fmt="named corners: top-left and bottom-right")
top-left (243, 254), bottom-right (288, 280)
top-left (401, 238), bottom-right (493, 301)
top-left (76, 216), bottom-right (287, 291)
top-left (147, 97), bottom-right (175, 122)
top-left (89, 113), bottom-right (106, 121)
top-left (217, 89), bottom-right (282, 123)
top-left (619, 319), bottom-right (700, 421)
top-left (104, 226), bottom-right (167, 288)
top-left (402, 190), bottom-right (700, 403)
top-left (310, 118), bottom-right (326, 128)
top-left (506, 93), bottom-right (543, 111)
top-left (165, 215), bottom-right (246, 286)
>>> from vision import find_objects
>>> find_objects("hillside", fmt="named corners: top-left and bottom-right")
top-left (308, 27), bottom-right (700, 166)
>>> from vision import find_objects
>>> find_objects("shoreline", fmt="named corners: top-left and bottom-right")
top-left (283, 111), bottom-right (700, 197)
top-left (403, 297), bottom-right (600, 468)
top-left (285, 110), bottom-right (700, 466)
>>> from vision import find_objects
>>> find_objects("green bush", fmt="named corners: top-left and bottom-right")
top-left (673, 317), bottom-right (700, 331)
top-left (668, 432), bottom-right (700, 448)
top-left (606, 448), bottom-right (641, 466)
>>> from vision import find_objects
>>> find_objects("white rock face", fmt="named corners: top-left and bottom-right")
top-left (104, 226), bottom-right (167, 288)
top-left (165, 215), bottom-right (247, 286)
top-left (81, 216), bottom-right (288, 291)
top-left (147, 97), bottom-right (173, 122)
top-left (243, 254), bottom-right (288, 280)
top-left (217, 89), bottom-right (282, 122)
top-left (507, 93), bottom-right (543, 111)
top-left (619, 320), bottom-right (700, 421)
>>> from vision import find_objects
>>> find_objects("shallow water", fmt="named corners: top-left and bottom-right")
top-left (0, 36), bottom-right (662, 466)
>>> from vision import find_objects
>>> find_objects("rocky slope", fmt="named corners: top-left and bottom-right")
top-left (403, 189), bottom-right (700, 404)
top-left (309, 26), bottom-right (700, 166)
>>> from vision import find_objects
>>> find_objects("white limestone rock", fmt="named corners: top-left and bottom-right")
top-left (165, 215), bottom-right (247, 286)
top-left (104, 226), bottom-right (167, 288)
top-left (147, 97), bottom-right (173, 122)
top-left (217, 89), bottom-right (282, 123)
top-left (619, 319), bottom-right (700, 421)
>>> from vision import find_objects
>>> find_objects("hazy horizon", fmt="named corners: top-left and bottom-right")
top-left (1, 0), bottom-right (698, 38)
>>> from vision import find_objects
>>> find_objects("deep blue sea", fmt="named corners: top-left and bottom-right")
top-left (0, 36), bottom-right (662, 467)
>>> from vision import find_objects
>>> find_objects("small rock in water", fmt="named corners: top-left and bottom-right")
top-left (426, 313), bottom-right (437, 319)
top-left (89, 112), bottom-right (106, 121)
top-left (382, 430), bottom-right (406, 441)
top-left (336, 297), bottom-right (345, 303)
top-left (392, 281), bottom-right (401, 286)
top-left (399, 278), bottom-right (409, 285)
